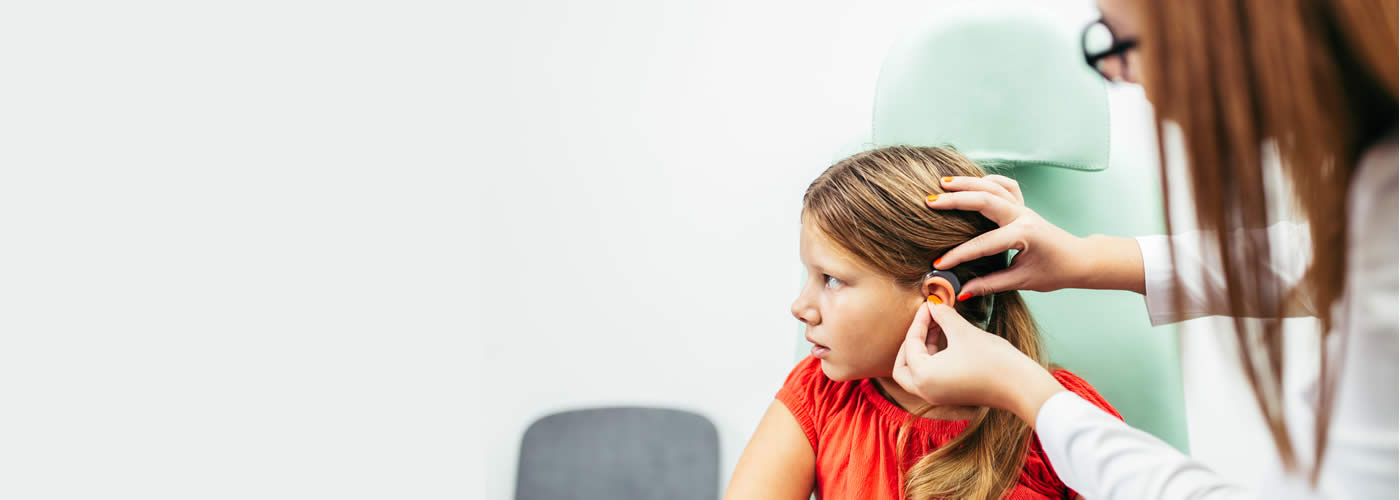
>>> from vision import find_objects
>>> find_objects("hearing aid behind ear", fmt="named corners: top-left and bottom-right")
top-left (923, 269), bottom-right (962, 304)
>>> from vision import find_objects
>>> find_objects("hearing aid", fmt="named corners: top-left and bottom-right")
top-left (923, 269), bottom-right (962, 305)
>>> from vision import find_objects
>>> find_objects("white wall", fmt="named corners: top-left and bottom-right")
top-left (2, 1), bottom-right (482, 499)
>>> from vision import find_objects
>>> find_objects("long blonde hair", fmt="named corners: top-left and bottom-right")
top-left (1139, 0), bottom-right (1397, 479)
top-left (802, 145), bottom-right (1046, 500)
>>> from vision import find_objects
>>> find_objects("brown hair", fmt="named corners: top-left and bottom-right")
top-left (802, 145), bottom-right (1046, 500)
top-left (1138, 0), bottom-right (1397, 480)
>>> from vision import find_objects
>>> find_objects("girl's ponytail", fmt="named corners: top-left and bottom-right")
top-left (984, 290), bottom-right (1045, 367)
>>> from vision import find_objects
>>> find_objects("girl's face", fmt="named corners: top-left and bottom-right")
top-left (791, 222), bottom-right (926, 381)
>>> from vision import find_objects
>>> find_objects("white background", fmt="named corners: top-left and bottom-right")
top-left (0, 0), bottom-right (1315, 499)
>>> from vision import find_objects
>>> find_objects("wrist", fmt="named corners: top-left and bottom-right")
top-left (1063, 234), bottom-right (1104, 290)
top-left (1004, 362), bottom-right (1065, 426)
top-left (1077, 235), bottom-right (1146, 294)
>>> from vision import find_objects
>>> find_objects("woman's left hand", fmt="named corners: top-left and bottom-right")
top-left (891, 302), bottom-right (1066, 424)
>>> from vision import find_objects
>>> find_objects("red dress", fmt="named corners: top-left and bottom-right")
top-left (776, 356), bottom-right (1123, 499)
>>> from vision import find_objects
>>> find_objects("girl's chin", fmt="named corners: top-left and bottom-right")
top-left (817, 360), bottom-right (861, 382)
top-left (818, 359), bottom-right (892, 382)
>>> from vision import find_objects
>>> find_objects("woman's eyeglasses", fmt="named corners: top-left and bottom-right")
top-left (1081, 19), bottom-right (1139, 82)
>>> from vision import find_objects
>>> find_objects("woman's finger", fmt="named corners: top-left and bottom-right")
top-left (891, 359), bottom-right (920, 399)
top-left (982, 174), bottom-right (1024, 205)
top-left (893, 324), bottom-right (910, 370)
top-left (940, 176), bottom-right (1018, 205)
top-left (959, 268), bottom-right (1028, 297)
top-left (902, 302), bottom-right (935, 364)
top-left (927, 302), bottom-right (974, 341)
top-left (934, 223), bottom-right (1026, 270)
top-left (925, 190), bottom-right (1023, 226)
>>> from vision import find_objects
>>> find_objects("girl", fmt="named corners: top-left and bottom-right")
top-left (724, 145), bottom-right (1120, 500)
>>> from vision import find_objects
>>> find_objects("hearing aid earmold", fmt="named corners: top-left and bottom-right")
top-left (924, 269), bottom-right (962, 304)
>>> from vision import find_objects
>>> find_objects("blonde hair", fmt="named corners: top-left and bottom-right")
top-left (1139, 0), bottom-right (1397, 479)
top-left (802, 145), bottom-right (1046, 500)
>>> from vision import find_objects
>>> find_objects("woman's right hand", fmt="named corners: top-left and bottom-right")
top-left (927, 175), bottom-right (1146, 297)
top-left (892, 301), bottom-right (1066, 424)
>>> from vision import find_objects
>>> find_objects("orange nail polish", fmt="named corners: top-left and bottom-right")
top-left (957, 292), bottom-right (972, 302)
top-left (928, 295), bottom-right (942, 304)
top-left (933, 257), bottom-right (943, 267)
top-left (927, 194), bottom-right (939, 202)
top-left (942, 176), bottom-right (953, 183)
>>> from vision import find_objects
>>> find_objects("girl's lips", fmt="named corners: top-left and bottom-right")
top-left (811, 345), bottom-right (832, 358)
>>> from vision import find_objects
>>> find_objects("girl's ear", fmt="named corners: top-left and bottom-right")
top-left (922, 275), bottom-right (956, 305)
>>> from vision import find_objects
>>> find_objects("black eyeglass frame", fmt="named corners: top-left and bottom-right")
top-left (1080, 18), bottom-right (1140, 80)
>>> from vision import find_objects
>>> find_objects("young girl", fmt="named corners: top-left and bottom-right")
top-left (724, 146), bottom-right (1121, 500)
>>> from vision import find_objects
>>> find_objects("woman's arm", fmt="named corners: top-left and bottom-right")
top-left (723, 401), bottom-right (816, 500)
top-left (1137, 222), bottom-right (1314, 326)
top-left (927, 176), bottom-right (1317, 324)
top-left (1035, 392), bottom-right (1251, 500)
top-left (926, 175), bottom-right (1148, 296)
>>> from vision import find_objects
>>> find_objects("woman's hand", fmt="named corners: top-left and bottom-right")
top-left (891, 302), bottom-right (1065, 425)
top-left (927, 175), bottom-right (1146, 296)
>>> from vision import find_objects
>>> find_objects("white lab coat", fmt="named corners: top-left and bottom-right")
top-left (1036, 132), bottom-right (1399, 499)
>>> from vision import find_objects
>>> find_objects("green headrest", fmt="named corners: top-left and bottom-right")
top-left (872, 4), bottom-right (1110, 171)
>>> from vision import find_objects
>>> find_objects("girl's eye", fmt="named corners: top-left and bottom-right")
top-left (824, 274), bottom-right (843, 289)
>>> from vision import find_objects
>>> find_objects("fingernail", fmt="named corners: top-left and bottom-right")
top-left (942, 176), bottom-right (953, 183)
top-left (957, 292), bottom-right (973, 302)
top-left (933, 257), bottom-right (943, 267)
top-left (928, 295), bottom-right (942, 304)
top-left (926, 194), bottom-right (939, 202)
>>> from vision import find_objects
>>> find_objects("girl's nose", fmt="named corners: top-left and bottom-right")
top-left (790, 295), bottom-right (819, 325)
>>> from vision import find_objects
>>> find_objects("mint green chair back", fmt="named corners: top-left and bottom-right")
top-left (797, 2), bottom-right (1188, 452)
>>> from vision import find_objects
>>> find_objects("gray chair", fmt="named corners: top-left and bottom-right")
top-left (515, 407), bottom-right (719, 500)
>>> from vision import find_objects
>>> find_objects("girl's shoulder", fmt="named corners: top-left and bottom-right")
top-left (773, 356), bottom-right (864, 446)
top-left (775, 355), bottom-right (858, 412)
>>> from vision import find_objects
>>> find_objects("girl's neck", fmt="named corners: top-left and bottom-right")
top-left (872, 377), bottom-right (981, 421)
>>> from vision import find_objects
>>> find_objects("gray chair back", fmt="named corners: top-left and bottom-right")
top-left (516, 407), bottom-right (719, 500)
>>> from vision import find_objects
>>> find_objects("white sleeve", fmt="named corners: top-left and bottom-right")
top-left (1036, 391), bottom-right (1251, 500)
top-left (1315, 134), bottom-right (1399, 498)
top-left (1036, 393), bottom-right (1338, 500)
top-left (1136, 222), bottom-right (1313, 327)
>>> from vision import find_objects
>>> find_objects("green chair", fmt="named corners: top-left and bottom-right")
top-left (797, 2), bottom-right (1188, 452)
